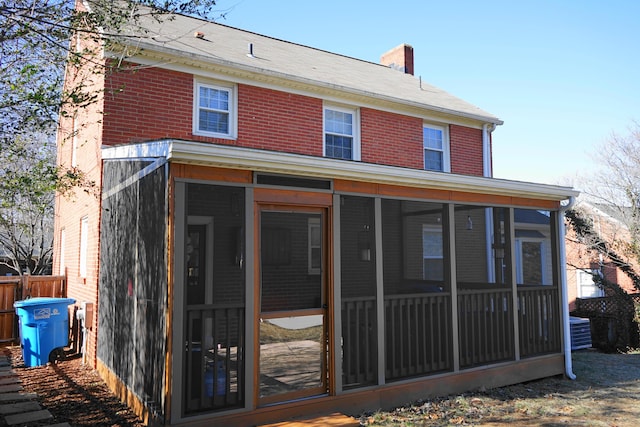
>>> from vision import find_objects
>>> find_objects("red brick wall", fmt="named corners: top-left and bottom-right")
top-left (237, 85), bottom-right (323, 155)
top-left (102, 64), bottom-right (486, 176)
top-left (361, 108), bottom-right (423, 168)
top-left (55, 74), bottom-right (103, 368)
top-left (103, 66), bottom-right (194, 145)
top-left (450, 124), bottom-right (484, 176)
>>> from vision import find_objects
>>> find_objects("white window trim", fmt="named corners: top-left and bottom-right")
top-left (323, 104), bottom-right (361, 161)
top-left (423, 123), bottom-right (450, 172)
top-left (79, 216), bottom-right (88, 278)
top-left (59, 228), bottom-right (66, 276)
top-left (193, 79), bottom-right (237, 139)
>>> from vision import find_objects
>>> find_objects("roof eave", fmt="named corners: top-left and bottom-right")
top-left (105, 41), bottom-right (504, 126)
top-left (102, 140), bottom-right (578, 203)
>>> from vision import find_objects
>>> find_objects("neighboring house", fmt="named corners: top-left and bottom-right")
top-left (565, 201), bottom-right (638, 311)
top-left (53, 6), bottom-right (578, 426)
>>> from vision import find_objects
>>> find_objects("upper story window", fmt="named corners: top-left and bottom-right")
top-left (577, 269), bottom-right (604, 299)
top-left (324, 105), bottom-right (360, 161)
top-left (194, 80), bottom-right (237, 138)
top-left (423, 124), bottom-right (450, 172)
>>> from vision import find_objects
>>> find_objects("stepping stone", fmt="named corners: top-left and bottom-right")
top-left (0, 384), bottom-right (22, 393)
top-left (0, 400), bottom-right (42, 415)
top-left (0, 392), bottom-right (37, 402)
top-left (5, 409), bottom-right (53, 425)
top-left (0, 377), bottom-right (20, 385)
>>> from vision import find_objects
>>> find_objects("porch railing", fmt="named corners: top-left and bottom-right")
top-left (184, 304), bottom-right (244, 414)
top-left (341, 296), bottom-right (377, 388)
top-left (384, 293), bottom-right (452, 380)
top-left (458, 288), bottom-right (514, 368)
top-left (517, 286), bottom-right (561, 357)
top-left (341, 285), bottom-right (561, 389)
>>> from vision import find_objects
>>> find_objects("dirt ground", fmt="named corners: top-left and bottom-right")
top-left (6, 346), bottom-right (640, 426)
top-left (6, 346), bottom-right (144, 427)
top-left (360, 349), bottom-right (640, 426)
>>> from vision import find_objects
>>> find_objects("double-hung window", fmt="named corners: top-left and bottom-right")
top-left (422, 225), bottom-right (444, 281)
top-left (324, 105), bottom-right (360, 161)
top-left (423, 124), bottom-right (449, 172)
top-left (194, 80), bottom-right (236, 138)
top-left (577, 269), bottom-right (604, 298)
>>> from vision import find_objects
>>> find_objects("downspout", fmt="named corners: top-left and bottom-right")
top-left (559, 195), bottom-right (577, 379)
top-left (482, 123), bottom-right (495, 178)
top-left (483, 124), bottom-right (495, 280)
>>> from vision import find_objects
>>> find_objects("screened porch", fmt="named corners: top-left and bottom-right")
top-left (174, 182), bottom-right (564, 418)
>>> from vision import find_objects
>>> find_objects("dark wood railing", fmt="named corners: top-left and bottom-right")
top-left (384, 293), bottom-right (452, 380)
top-left (517, 286), bottom-right (561, 357)
top-left (184, 304), bottom-right (244, 414)
top-left (334, 286), bottom-right (563, 390)
top-left (458, 288), bottom-right (514, 368)
top-left (342, 296), bottom-right (377, 388)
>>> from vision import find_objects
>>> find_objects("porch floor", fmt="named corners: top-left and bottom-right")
top-left (258, 412), bottom-right (359, 426)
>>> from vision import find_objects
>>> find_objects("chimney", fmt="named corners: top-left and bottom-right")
top-left (380, 44), bottom-right (414, 75)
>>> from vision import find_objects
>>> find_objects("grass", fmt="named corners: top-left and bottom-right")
top-left (359, 349), bottom-right (640, 426)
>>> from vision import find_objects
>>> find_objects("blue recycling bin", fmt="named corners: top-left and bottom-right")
top-left (14, 297), bottom-right (76, 367)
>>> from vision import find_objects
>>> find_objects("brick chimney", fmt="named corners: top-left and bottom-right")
top-left (380, 44), bottom-right (414, 75)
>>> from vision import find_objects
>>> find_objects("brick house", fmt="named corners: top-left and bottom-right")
top-left (565, 201), bottom-right (639, 312)
top-left (54, 7), bottom-right (579, 426)
top-left (566, 200), bottom-right (640, 311)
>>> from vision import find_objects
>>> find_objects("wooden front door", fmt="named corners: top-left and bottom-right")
top-left (256, 206), bottom-right (330, 405)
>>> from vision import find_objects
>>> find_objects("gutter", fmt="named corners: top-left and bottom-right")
top-left (559, 195), bottom-right (577, 379)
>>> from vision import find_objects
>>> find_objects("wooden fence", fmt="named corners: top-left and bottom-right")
top-left (0, 276), bottom-right (66, 344)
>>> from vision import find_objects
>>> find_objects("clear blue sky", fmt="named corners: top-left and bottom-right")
top-left (218, 0), bottom-right (639, 187)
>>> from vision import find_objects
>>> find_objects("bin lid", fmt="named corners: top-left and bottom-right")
top-left (14, 297), bottom-right (76, 308)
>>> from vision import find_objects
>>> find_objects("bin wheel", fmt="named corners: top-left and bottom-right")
top-left (49, 348), bottom-right (65, 364)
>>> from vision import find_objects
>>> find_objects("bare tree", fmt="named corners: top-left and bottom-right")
top-left (0, 132), bottom-right (57, 274)
top-left (579, 122), bottom-right (640, 265)
top-left (0, 1), bottom-right (224, 275)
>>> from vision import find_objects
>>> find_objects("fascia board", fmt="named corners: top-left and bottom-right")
top-left (102, 141), bottom-right (578, 202)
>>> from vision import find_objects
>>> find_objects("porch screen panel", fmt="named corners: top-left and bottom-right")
top-left (382, 199), bottom-right (452, 381)
top-left (98, 159), bottom-right (168, 415)
top-left (183, 184), bottom-right (245, 415)
top-left (455, 206), bottom-right (514, 368)
top-left (515, 209), bottom-right (561, 357)
top-left (340, 196), bottom-right (377, 389)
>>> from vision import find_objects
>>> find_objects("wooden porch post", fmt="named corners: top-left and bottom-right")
top-left (508, 207), bottom-right (521, 361)
top-left (447, 203), bottom-right (460, 372)
top-left (332, 193), bottom-right (343, 394)
top-left (245, 188), bottom-right (255, 410)
top-left (374, 197), bottom-right (385, 385)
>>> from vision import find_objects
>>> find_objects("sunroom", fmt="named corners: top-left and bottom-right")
top-left (97, 140), bottom-right (577, 426)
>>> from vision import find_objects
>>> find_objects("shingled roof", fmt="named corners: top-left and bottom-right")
top-left (110, 10), bottom-right (503, 125)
